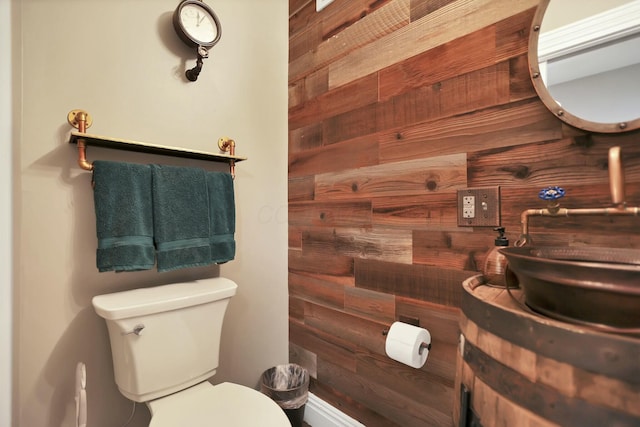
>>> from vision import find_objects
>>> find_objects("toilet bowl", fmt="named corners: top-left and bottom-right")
top-left (92, 278), bottom-right (290, 426)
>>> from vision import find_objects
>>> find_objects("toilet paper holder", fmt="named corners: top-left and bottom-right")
top-left (382, 319), bottom-right (431, 356)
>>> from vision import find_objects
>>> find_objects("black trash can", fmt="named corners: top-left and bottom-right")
top-left (260, 363), bottom-right (310, 427)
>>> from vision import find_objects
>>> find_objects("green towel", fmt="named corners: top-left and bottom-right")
top-left (151, 165), bottom-right (211, 272)
top-left (92, 161), bottom-right (155, 272)
top-left (206, 172), bottom-right (236, 263)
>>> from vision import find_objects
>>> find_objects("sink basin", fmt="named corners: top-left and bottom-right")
top-left (499, 246), bottom-right (640, 334)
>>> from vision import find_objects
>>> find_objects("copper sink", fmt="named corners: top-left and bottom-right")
top-left (500, 246), bottom-right (640, 335)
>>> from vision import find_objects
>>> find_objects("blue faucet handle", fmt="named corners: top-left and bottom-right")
top-left (539, 186), bottom-right (565, 201)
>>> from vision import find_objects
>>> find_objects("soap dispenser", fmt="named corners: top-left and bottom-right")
top-left (483, 227), bottom-right (509, 287)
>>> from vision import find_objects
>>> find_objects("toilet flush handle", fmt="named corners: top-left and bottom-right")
top-left (121, 324), bottom-right (145, 336)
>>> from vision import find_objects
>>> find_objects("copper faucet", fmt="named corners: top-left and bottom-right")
top-left (516, 146), bottom-right (640, 246)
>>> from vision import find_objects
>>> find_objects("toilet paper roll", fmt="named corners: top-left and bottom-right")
top-left (385, 321), bottom-right (431, 369)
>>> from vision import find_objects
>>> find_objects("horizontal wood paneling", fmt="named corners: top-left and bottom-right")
top-left (288, 200), bottom-right (372, 227)
top-left (376, 62), bottom-right (512, 132)
top-left (410, 0), bottom-right (456, 22)
top-left (289, 271), bottom-right (345, 309)
top-left (301, 227), bottom-right (413, 264)
top-left (290, 318), bottom-right (357, 372)
top-left (395, 296), bottom-right (461, 346)
top-left (378, 26), bottom-right (497, 101)
top-left (344, 286), bottom-right (396, 324)
top-left (412, 229), bottom-right (491, 270)
top-left (468, 136), bottom-right (640, 188)
top-left (304, 302), bottom-right (388, 356)
top-left (288, 136), bottom-right (379, 176)
top-left (289, 0), bottom-right (407, 83)
top-left (354, 258), bottom-right (470, 307)
top-left (327, 0), bottom-right (539, 89)
top-left (288, 175), bottom-right (315, 202)
top-left (310, 377), bottom-right (405, 427)
top-left (372, 191), bottom-right (461, 230)
top-left (289, 0), bottom-right (640, 424)
top-left (355, 350), bottom-right (454, 419)
top-left (318, 358), bottom-right (453, 426)
top-left (315, 154), bottom-right (467, 200)
top-left (378, 98), bottom-right (560, 163)
top-left (289, 74), bottom-right (378, 130)
top-left (289, 249), bottom-right (355, 284)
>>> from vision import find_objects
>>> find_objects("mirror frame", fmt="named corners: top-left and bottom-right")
top-left (528, 0), bottom-right (640, 133)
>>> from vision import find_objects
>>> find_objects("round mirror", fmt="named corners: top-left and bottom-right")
top-left (529, 0), bottom-right (640, 133)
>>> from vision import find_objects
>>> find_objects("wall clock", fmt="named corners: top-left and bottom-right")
top-left (172, 0), bottom-right (222, 81)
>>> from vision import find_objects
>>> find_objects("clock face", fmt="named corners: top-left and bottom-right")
top-left (173, 0), bottom-right (222, 48)
top-left (179, 3), bottom-right (218, 45)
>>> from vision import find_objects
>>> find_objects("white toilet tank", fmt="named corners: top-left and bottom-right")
top-left (92, 278), bottom-right (238, 402)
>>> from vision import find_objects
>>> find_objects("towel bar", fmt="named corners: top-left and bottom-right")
top-left (67, 109), bottom-right (246, 178)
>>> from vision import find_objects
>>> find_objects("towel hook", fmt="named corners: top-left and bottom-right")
top-left (67, 109), bottom-right (94, 171)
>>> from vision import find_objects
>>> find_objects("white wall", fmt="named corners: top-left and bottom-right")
top-left (15, 1), bottom-right (288, 426)
top-left (548, 63), bottom-right (640, 124)
top-left (1, 0), bottom-right (14, 425)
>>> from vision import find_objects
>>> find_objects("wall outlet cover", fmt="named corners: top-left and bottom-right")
top-left (457, 187), bottom-right (501, 227)
top-left (316, 0), bottom-right (335, 12)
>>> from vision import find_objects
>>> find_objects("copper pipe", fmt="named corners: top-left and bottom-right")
top-left (77, 112), bottom-right (87, 133)
top-left (517, 206), bottom-right (640, 246)
top-left (218, 137), bottom-right (236, 179)
top-left (516, 146), bottom-right (637, 246)
top-left (76, 140), bottom-right (94, 171)
top-left (74, 112), bottom-right (94, 171)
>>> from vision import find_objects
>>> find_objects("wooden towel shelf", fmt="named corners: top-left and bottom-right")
top-left (67, 109), bottom-right (246, 178)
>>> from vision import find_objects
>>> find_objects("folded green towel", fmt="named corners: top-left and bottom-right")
top-left (92, 161), bottom-right (155, 272)
top-left (206, 172), bottom-right (236, 263)
top-left (151, 165), bottom-right (211, 272)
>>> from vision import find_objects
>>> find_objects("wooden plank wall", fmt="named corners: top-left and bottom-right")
top-left (288, 0), bottom-right (640, 425)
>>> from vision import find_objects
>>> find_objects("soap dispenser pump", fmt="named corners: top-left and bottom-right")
top-left (483, 227), bottom-right (509, 287)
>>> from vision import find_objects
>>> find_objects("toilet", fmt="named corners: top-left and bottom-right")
top-left (92, 278), bottom-right (291, 426)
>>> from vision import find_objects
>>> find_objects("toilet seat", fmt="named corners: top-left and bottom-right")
top-left (147, 381), bottom-right (291, 427)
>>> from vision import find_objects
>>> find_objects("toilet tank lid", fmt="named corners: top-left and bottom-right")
top-left (92, 277), bottom-right (238, 320)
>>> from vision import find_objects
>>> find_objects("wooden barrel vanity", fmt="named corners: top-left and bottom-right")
top-left (454, 276), bottom-right (640, 427)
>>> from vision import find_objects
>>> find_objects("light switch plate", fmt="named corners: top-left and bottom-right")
top-left (457, 186), bottom-right (501, 227)
top-left (316, 0), bottom-right (335, 12)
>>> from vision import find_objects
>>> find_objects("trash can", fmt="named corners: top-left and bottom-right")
top-left (260, 363), bottom-right (310, 427)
